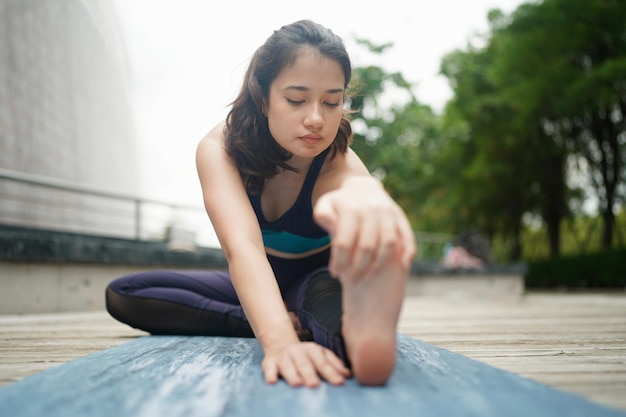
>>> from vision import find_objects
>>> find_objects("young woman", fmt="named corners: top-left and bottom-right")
top-left (106, 20), bottom-right (415, 388)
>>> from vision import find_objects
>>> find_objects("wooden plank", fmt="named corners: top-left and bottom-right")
top-left (0, 311), bottom-right (144, 385)
top-left (397, 292), bottom-right (626, 412)
top-left (1, 335), bottom-right (624, 417)
top-left (1, 292), bottom-right (625, 412)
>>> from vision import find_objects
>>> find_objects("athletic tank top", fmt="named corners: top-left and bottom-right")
top-left (248, 148), bottom-right (331, 258)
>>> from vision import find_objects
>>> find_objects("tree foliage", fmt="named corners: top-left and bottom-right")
top-left (492, 0), bottom-right (626, 250)
top-left (438, 0), bottom-right (625, 257)
top-left (348, 0), bottom-right (625, 261)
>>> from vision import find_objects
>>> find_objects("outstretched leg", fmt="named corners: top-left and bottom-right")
top-left (284, 268), bottom-right (348, 363)
top-left (340, 262), bottom-right (407, 385)
top-left (284, 265), bottom-right (406, 384)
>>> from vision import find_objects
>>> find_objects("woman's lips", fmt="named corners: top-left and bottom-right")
top-left (300, 134), bottom-right (322, 144)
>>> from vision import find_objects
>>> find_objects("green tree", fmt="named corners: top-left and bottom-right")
top-left (347, 0), bottom-right (626, 260)
top-left (439, 0), bottom-right (626, 257)
top-left (348, 40), bottom-right (445, 231)
top-left (439, 30), bottom-right (543, 259)
top-left (490, 0), bottom-right (626, 249)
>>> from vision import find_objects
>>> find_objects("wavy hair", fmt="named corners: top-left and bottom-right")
top-left (225, 20), bottom-right (353, 194)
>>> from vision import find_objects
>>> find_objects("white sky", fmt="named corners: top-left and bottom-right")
top-left (111, 0), bottom-right (526, 209)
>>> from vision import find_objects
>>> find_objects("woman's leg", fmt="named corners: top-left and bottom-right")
top-left (285, 264), bottom-right (407, 385)
top-left (105, 270), bottom-right (253, 337)
top-left (339, 262), bottom-right (406, 385)
top-left (283, 268), bottom-right (348, 364)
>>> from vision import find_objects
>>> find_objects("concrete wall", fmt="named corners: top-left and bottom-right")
top-left (1, 263), bottom-right (150, 314)
top-left (0, 225), bottom-right (229, 314)
top-left (407, 273), bottom-right (524, 299)
top-left (0, 0), bottom-right (138, 238)
top-left (0, 262), bottom-right (228, 314)
top-left (0, 226), bottom-right (526, 314)
top-left (0, 262), bottom-right (525, 315)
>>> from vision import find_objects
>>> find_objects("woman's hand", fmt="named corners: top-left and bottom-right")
top-left (261, 341), bottom-right (351, 387)
top-left (314, 176), bottom-right (416, 283)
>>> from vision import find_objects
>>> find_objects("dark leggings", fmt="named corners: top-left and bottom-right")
top-left (105, 267), bottom-right (347, 363)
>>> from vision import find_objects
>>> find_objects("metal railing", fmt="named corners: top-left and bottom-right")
top-left (0, 167), bottom-right (454, 259)
top-left (0, 167), bottom-right (209, 243)
top-left (414, 231), bottom-right (455, 262)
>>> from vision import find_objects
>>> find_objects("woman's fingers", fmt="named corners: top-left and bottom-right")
top-left (346, 212), bottom-right (377, 280)
top-left (396, 207), bottom-right (417, 268)
top-left (277, 355), bottom-right (304, 387)
top-left (315, 192), bottom-right (357, 278)
top-left (263, 343), bottom-right (349, 388)
top-left (320, 349), bottom-right (352, 382)
top-left (314, 177), bottom-right (415, 281)
top-left (261, 358), bottom-right (279, 384)
top-left (367, 211), bottom-right (397, 273)
top-left (291, 350), bottom-right (321, 387)
top-left (301, 344), bottom-right (351, 386)
top-left (334, 207), bottom-right (408, 281)
top-left (313, 193), bottom-right (337, 235)
top-left (329, 212), bottom-right (359, 278)
top-left (326, 349), bottom-right (352, 377)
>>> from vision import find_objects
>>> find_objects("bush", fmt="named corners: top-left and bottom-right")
top-left (525, 248), bottom-right (626, 289)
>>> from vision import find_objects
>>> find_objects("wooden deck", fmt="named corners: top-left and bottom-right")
top-left (1, 288), bottom-right (625, 412)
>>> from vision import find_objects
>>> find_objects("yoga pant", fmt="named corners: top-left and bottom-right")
top-left (105, 267), bottom-right (347, 363)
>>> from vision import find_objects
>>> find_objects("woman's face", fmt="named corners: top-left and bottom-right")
top-left (265, 50), bottom-right (345, 164)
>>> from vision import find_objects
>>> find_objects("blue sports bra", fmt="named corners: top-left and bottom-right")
top-left (248, 148), bottom-right (331, 257)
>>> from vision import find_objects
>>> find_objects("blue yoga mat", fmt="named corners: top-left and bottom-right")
top-left (1, 335), bottom-right (623, 417)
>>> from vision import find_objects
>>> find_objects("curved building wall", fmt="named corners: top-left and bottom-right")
top-left (0, 0), bottom-right (139, 237)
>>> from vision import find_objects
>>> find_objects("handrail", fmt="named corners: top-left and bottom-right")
top-left (0, 167), bottom-right (205, 239)
top-left (0, 168), bottom-right (202, 210)
top-left (0, 167), bottom-right (454, 259)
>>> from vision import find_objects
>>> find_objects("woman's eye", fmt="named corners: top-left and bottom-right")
top-left (325, 102), bottom-right (341, 108)
top-left (287, 99), bottom-right (304, 105)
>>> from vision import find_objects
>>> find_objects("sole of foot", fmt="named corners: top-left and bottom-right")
top-left (341, 262), bottom-right (407, 386)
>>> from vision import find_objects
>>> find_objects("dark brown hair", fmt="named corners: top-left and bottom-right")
top-left (225, 20), bottom-right (353, 194)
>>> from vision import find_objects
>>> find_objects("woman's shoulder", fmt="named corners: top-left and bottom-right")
top-left (196, 121), bottom-right (229, 161)
top-left (316, 147), bottom-right (370, 193)
top-left (196, 120), bottom-right (239, 178)
top-left (322, 147), bottom-right (369, 174)
top-left (198, 121), bottom-right (227, 147)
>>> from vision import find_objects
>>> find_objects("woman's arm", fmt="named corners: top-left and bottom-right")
top-left (313, 148), bottom-right (416, 282)
top-left (195, 122), bottom-right (349, 387)
top-left (196, 122), bottom-right (293, 346)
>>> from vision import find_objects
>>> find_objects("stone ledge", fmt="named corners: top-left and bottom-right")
top-left (411, 261), bottom-right (528, 276)
top-left (410, 262), bottom-right (527, 298)
top-left (0, 226), bottom-right (527, 313)
top-left (0, 225), bottom-right (227, 268)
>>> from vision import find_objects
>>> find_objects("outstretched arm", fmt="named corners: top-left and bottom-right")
top-left (313, 148), bottom-right (416, 282)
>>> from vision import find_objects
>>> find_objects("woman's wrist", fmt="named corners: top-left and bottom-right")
top-left (256, 317), bottom-right (300, 352)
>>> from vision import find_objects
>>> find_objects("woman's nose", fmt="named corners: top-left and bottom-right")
top-left (304, 104), bottom-right (323, 130)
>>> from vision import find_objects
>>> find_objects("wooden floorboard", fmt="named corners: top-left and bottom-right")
top-left (397, 292), bottom-right (626, 411)
top-left (0, 291), bottom-right (624, 412)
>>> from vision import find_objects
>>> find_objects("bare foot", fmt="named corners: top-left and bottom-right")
top-left (341, 262), bottom-right (407, 385)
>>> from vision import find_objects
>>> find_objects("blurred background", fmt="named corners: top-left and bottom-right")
top-left (1, 0), bottom-right (624, 290)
